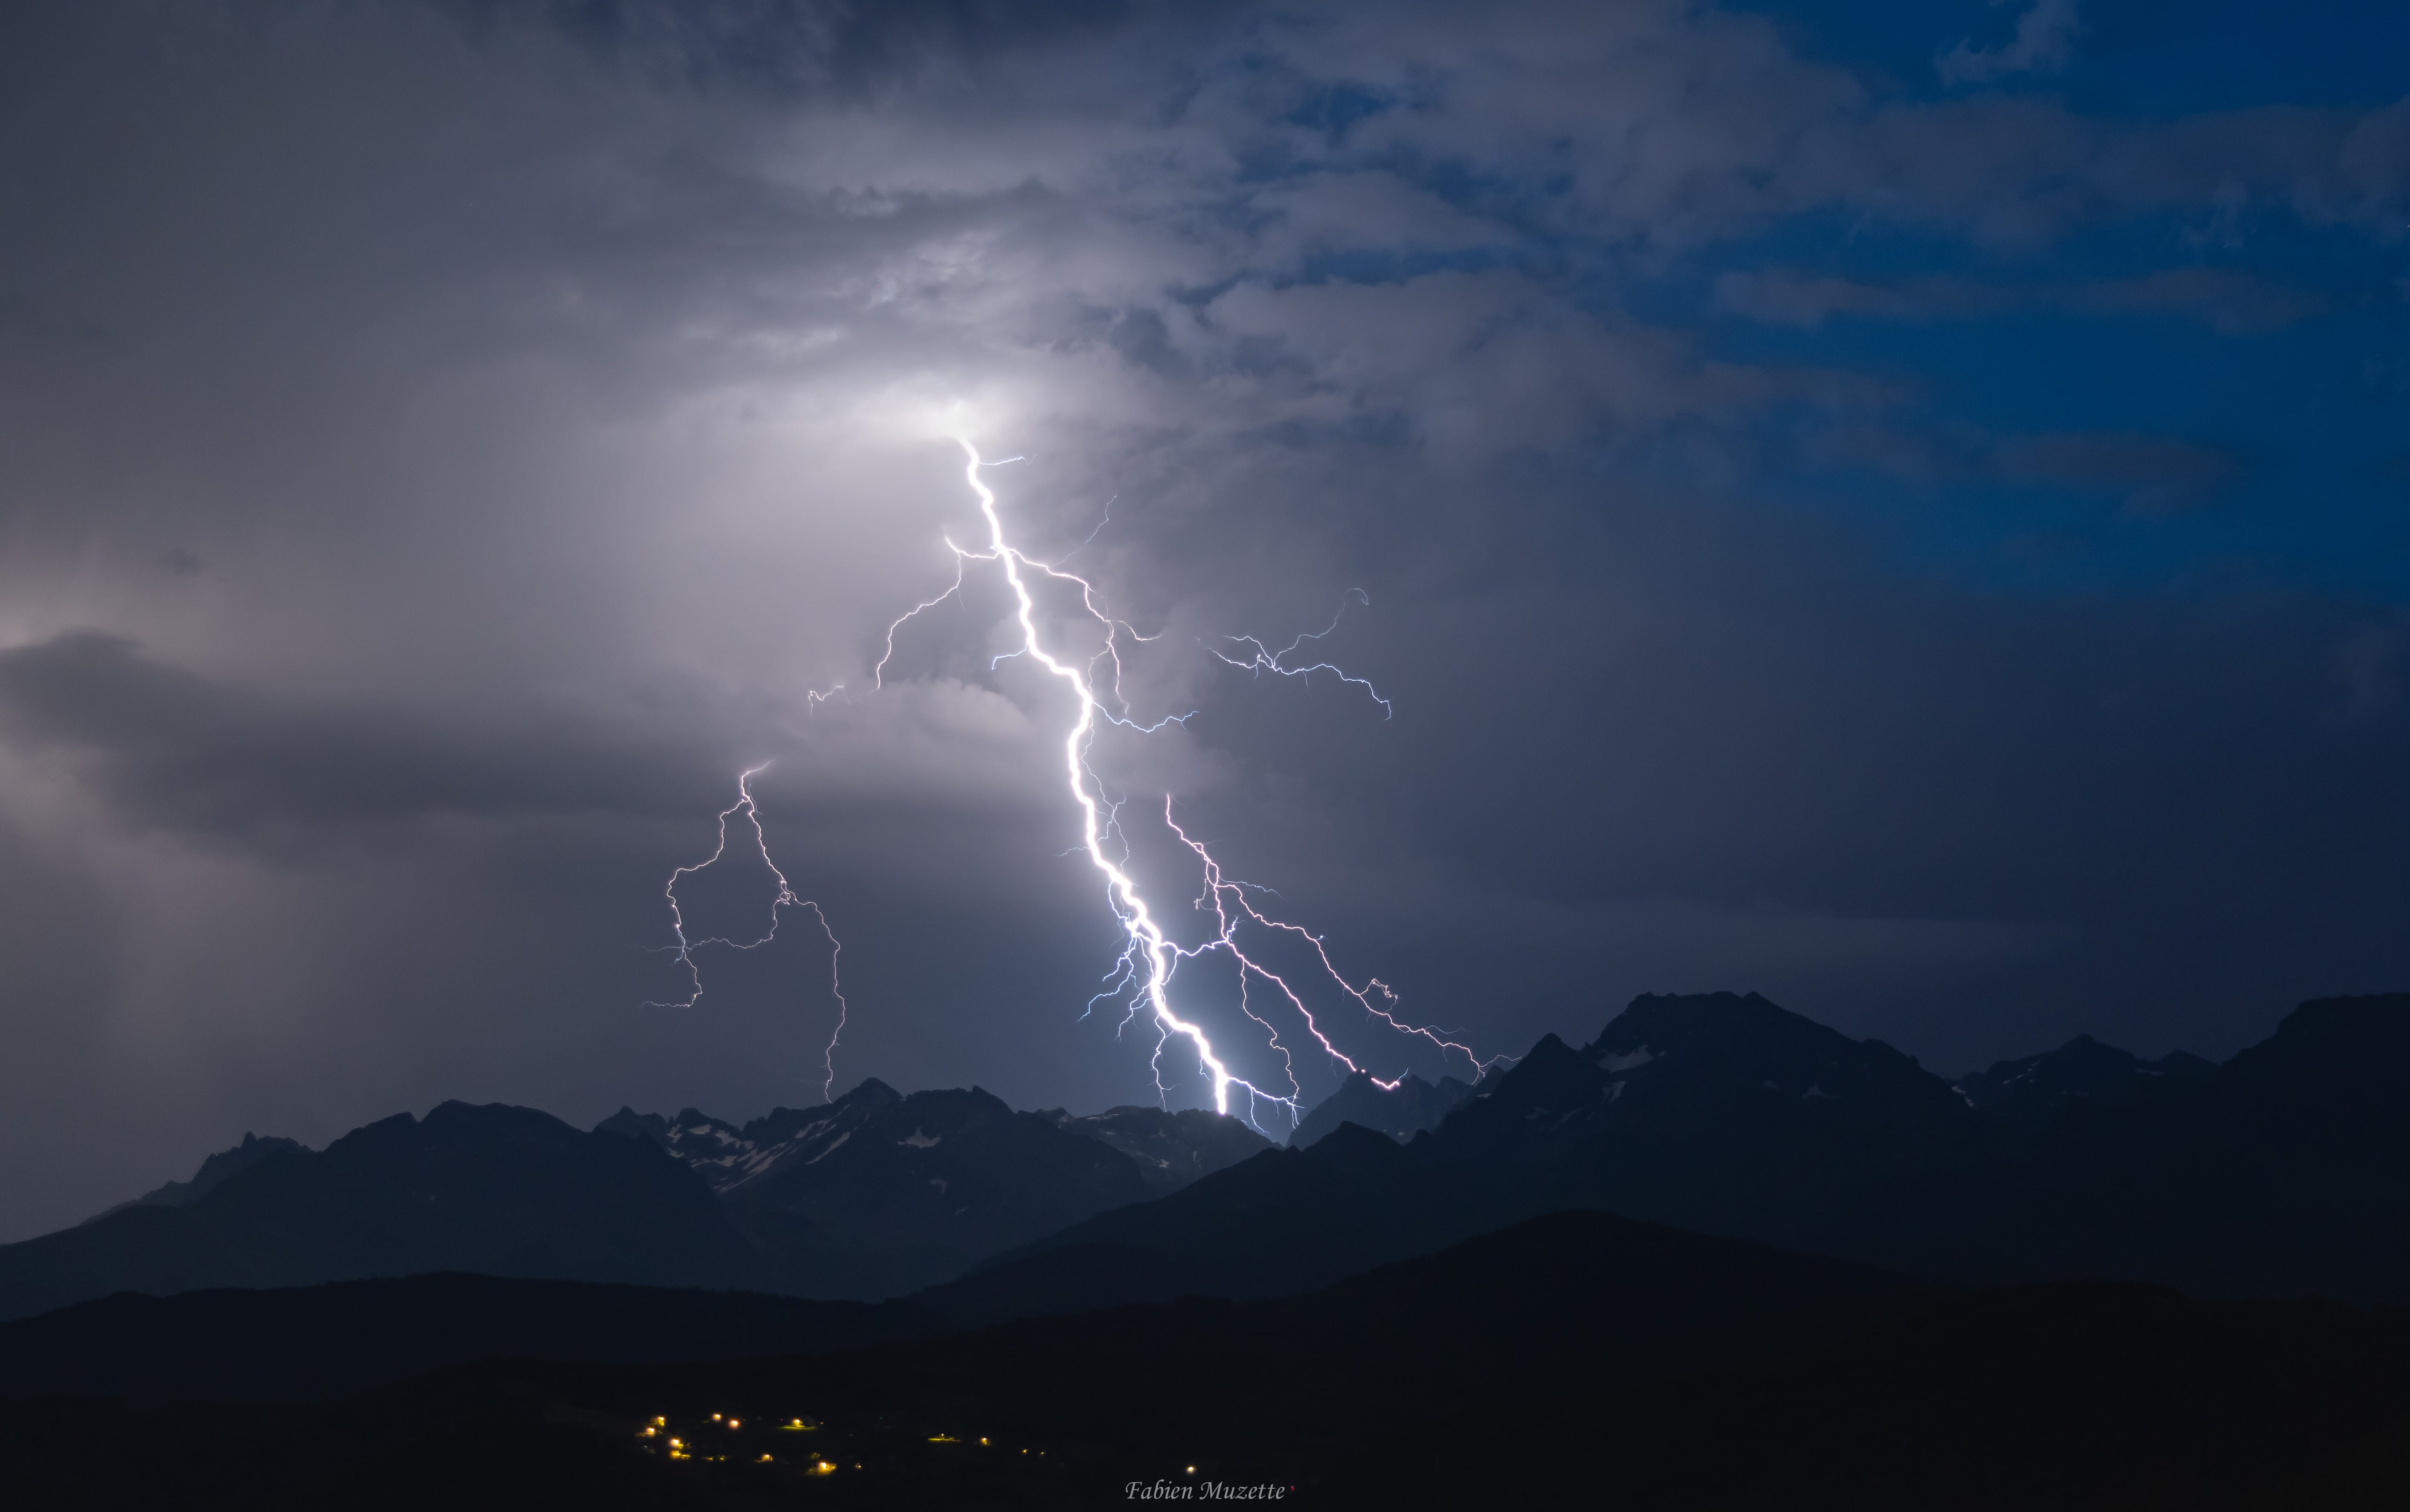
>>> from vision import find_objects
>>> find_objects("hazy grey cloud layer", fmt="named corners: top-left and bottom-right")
top-left (0, 0), bottom-right (2402, 1236)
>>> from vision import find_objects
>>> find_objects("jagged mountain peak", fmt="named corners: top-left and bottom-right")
top-left (184, 1132), bottom-right (303, 1192)
top-left (595, 1084), bottom-right (1270, 1231)
top-left (1298, 1120), bottom-right (1421, 1176)
top-left (82, 1131), bottom-right (308, 1227)
top-left (1422, 992), bottom-right (1973, 1206)
top-left (1464, 1033), bottom-right (1598, 1114)
top-left (596, 1091), bottom-right (911, 1198)
top-left (1581, 992), bottom-right (1950, 1111)
top-left (1290, 1070), bottom-right (1476, 1147)
top-left (422, 1100), bottom-right (572, 1129)
top-left (1953, 1033), bottom-right (2212, 1111)
top-left (834, 1077), bottom-right (902, 1107)
top-left (1591, 991), bottom-right (1866, 1063)
top-left (2222, 993), bottom-right (2410, 1093)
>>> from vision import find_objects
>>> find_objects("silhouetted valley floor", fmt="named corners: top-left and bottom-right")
top-left (7, 1211), bottom-right (2408, 1510)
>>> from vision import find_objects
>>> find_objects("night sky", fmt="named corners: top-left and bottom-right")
top-left (0, 0), bottom-right (2403, 1241)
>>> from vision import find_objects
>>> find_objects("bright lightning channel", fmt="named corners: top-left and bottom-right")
top-left (870, 440), bottom-right (1501, 1128)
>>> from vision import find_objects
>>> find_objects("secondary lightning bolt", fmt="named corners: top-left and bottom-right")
top-left (1162, 801), bottom-right (1494, 1092)
top-left (645, 764), bottom-right (852, 1103)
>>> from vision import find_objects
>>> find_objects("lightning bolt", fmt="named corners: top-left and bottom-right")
top-left (876, 440), bottom-right (1501, 1128)
top-left (645, 764), bottom-right (852, 1104)
top-left (1206, 588), bottom-right (1394, 718)
top-left (655, 438), bottom-right (1503, 1127)
top-left (1163, 801), bottom-right (1495, 1094)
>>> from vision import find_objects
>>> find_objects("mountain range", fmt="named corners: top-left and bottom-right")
top-left (0, 1080), bottom-right (1272, 1321)
top-left (2, 989), bottom-right (2404, 1326)
top-left (984, 989), bottom-right (2410, 1312)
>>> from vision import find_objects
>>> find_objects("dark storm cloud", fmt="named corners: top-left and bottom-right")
top-left (435, 0), bottom-right (1158, 95)
top-left (0, 0), bottom-right (2403, 1239)
top-left (0, 632), bottom-right (712, 841)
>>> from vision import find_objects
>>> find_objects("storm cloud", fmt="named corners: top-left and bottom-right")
top-left (0, 0), bottom-right (2403, 1238)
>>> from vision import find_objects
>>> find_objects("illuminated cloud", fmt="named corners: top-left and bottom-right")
top-left (0, 0), bottom-right (2401, 1239)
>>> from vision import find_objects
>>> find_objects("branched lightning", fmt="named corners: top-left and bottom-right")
top-left (645, 764), bottom-right (852, 1103)
top-left (1207, 588), bottom-right (1394, 718)
top-left (1053, 496), bottom-right (1114, 565)
top-left (1162, 801), bottom-right (1494, 1092)
top-left (880, 440), bottom-right (1500, 1128)
top-left (655, 438), bottom-right (1500, 1127)
top-left (876, 442), bottom-right (1295, 1121)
